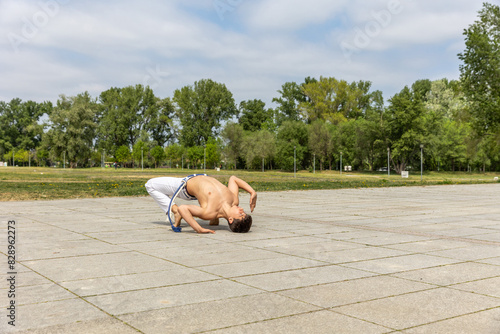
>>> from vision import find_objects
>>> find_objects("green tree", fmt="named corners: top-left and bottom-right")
top-left (300, 77), bottom-right (378, 124)
top-left (165, 143), bottom-right (186, 168)
top-left (384, 85), bottom-right (426, 174)
top-left (272, 81), bottom-right (306, 125)
top-left (308, 120), bottom-right (334, 170)
top-left (205, 137), bottom-right (221, 169)
top-left (276, 121), bottom-right (308, 171)
top-left (150, 145), bottom-right (166, 168)
top-left (458, 2), bottom-right (500, 134)
top-left (238, 99), bottom-right (273, 132)
top-left (147, 97), bottom-right (175, 146)
top-left (221, 122), bottom-right (244, 169)
top-left (115, 145), bottom-right (131, 167)
top-left (187, 146), bottom-right (204, 169)
top-left (97, 85), bottom-right (162, 154)
top-left (132, 141), bottom-right (149, 168)
top-left (0, 99), bottom-right (50, 156)
top-left (174, 79), bottom-right (237, 147)
top-left (241, 130), bottom-right (276, 170)
top-left (42, 93), bottom-right (97, 168)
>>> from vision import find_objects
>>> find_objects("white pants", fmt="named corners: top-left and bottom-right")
top-left (145, 177), bottom-right (197, 214)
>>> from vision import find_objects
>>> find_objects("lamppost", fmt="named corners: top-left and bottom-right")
top-left (420, 144), bottom-right (424, 182)
top-left (313, 153), bottom-right (316, 174)
top-left (293, 146), bottom-right (296, 178)
top-left (340, 151), bottom-right (343, 175)
top-left (387, 147), bottom-right (390, 177)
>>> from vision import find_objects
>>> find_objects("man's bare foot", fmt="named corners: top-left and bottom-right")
top-left (171, 204), bottom-right (182, 227)
top-left (209, 218), bottom-right (219, 226)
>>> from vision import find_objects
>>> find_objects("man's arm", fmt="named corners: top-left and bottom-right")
top-left (228, 176), bottom-right (257, 212)
top-left (177, 205), bottom-right (215, 234)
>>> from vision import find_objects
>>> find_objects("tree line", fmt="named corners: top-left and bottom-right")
top-left (1, 3), bottom-right (499, 173)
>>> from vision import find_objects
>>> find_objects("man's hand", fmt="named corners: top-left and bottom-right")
top-left (198, 227), bottom-right (215, 234)
top-left (250, 192), bottom-right (257, 212)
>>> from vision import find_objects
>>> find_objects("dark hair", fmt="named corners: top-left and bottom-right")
top-left (229, 215), bottom-right (252, 233)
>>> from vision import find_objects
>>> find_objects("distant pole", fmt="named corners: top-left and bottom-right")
top-left (141, 147), bottom-right (144, 171)
top-left (294, 146), bottom-right (296, 178)
top-left (29, 150), bottom-right (31, 168)
top-left (12, 150), bottom-right (14, 167)
top-left (387, 147), bottom-right (390, 177)
top-left (313, 153), bottom-right (316, 174)
top-left (63, 152), bottom-right (66, 169)
top-left (340, 152), bottom-right (342, 175)
top-left (182, 155), bottom-right (184, 170)
top-left (420, 144), bottom-right (424, 182)
top-left (204, 146), bottom-right (206, 173)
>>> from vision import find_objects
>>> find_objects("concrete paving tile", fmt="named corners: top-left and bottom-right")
top-left (15, 239), bottom-right (127, 261)
top-left (393, 262), bottom-right (500, 286)
top-left (401, 307), bottom-right (500, 334)
top-left (158, 248), bottom-right (282, 267)
top-left (239, 235), bottom-right (328, 248)
top-left (60, 267), bottom-right (219, 296)
top-left (0, 283), bottom-right (75, 307)
top-left (23, 252), bottom-right (182, 282)
top-left (309, 246), bottom-right (410, 264)
top-left (342, 254), bottom-right (460, 274)
top-left (85, 228), bottom-right (178, 244)
top-left (453, 277), bottom-right (500, 298)
top-left (0, 298), bottom-right (106, 333)
top-left (480, 257), bottom-right (500, 266)
top-left (121, 237), bottom-right (230, 253)
top-left (384, 239), bottom-right (470, 253)
top-left (145, 242), bottom-right (255, 259)
top-left (48, 220), bottom-right (148, 233)
top-left (85, 279), bottom-right (261, 315)
top-left (119, 293), bottom-right (320, 334)
top-left (198, 256), bottom-right (326, 277)
top-left (14, 317), bottom-right (139, 334)
top-left (233, 264), bottom-right (374, 291)
top-left (0, 270), bottom-right (51, 287)
top-left (279, 276), bottom-right (434, 308)
top-left (334, 288), bottom-right (500, 330)
top-left (427, 245), bottom-right (500, 261)
top-left (263, 239), bottom-right (361, 258)
top-left (209, 310), bottom-right (392, 334)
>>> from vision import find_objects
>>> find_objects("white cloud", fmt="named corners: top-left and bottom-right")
top-left (0, 0), bottom-right (490, 106)
top-left (242, 0), bottom-right (350, 31)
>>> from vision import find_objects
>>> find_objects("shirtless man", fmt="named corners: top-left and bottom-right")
top-left (145, 175), bottom-right (257, 234)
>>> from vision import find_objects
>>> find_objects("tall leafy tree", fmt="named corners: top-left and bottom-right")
top-left (173, 79), bottom-right (237, 147)
top-left (241, 130), bottom-right (276, 170)
top-left (384, 84), bottom-right (426, 174)
top-left (300, 77), bottom-right (378, 124)
top-left (272, 81), bottom-right (306, 125)
top-left (276, 121), bottom-right (308, 171)
top-left (97, 85), bottom-right (162, 155)
top-left (458, 2), bottom-right (500, 134)
top-left (0, 99), bottom-right (50, 156)
top-left (42, 93), bottom-right (97, 167)
top-left (238, 99), bottom-right (273, 132)
top-left (308, 120), bottom-right (334, 170)
top-left (221, 122), bottom-right (244, 169)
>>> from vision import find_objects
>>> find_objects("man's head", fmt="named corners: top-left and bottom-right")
top-left (227, 206), bottom-right (252, 233)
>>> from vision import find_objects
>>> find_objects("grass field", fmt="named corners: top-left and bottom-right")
top-left (1, 167), bottom-right (499, 201)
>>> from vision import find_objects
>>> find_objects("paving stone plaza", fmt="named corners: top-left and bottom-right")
top-left (1, 184), bottom-right (500, 333)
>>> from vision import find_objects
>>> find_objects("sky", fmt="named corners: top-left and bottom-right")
top-left (0, 0), bottom-right (487, 107)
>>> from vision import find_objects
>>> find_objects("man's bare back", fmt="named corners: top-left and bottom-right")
top-left (172, 175), bottom-right (257, 233)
